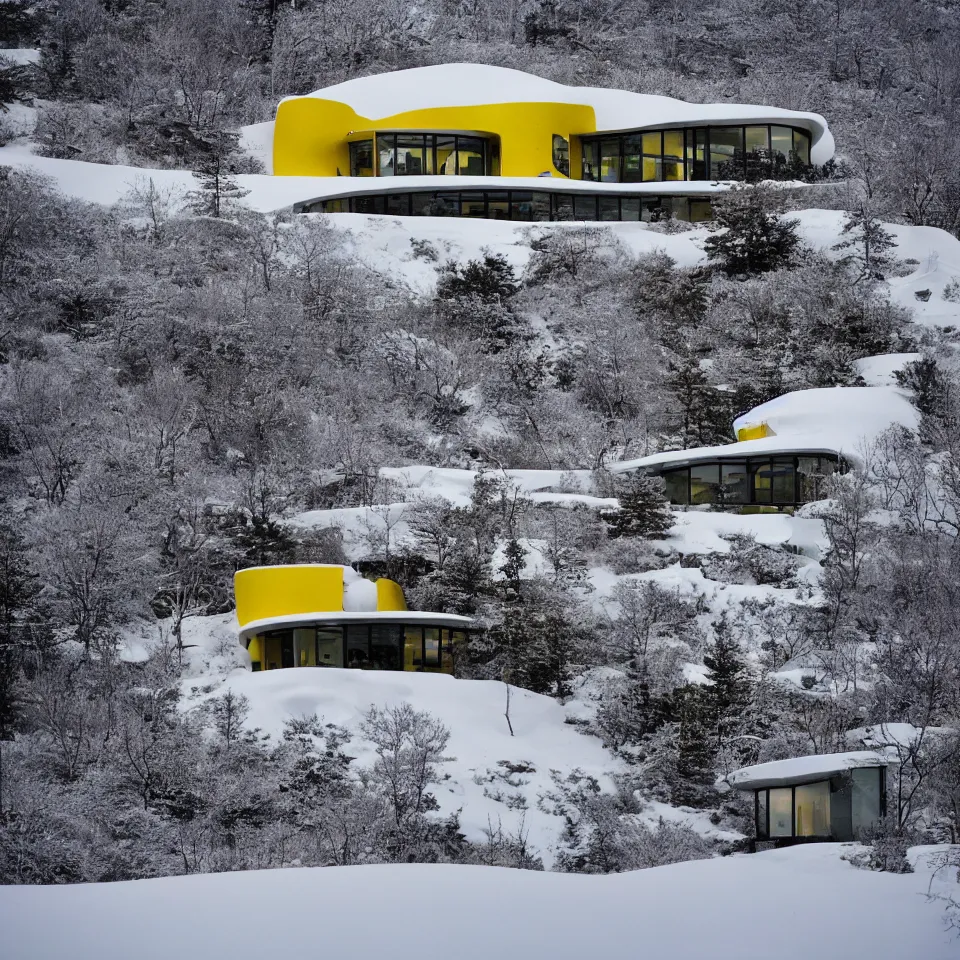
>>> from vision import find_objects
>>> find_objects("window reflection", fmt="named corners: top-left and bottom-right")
top-left (552, 134), bottom-right (570, 176)
top-left (349, 140), bottom-right (374, 177)
top-left (795, 781), bottom-right (830, 836)
top-left (851, 767), bottom-right (882, 834)
top-left (769, 787), bottom-right (792, 837)
top-left (691, 463), bottom-right (721, 504)
top-left (710, 127), bottom-right (744, 179)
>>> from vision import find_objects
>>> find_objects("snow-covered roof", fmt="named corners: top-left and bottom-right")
top-left (294, 63), bottom-right (834, 165)
top-left (728, 751), bottom-right (890, 790)
top-left (609, 386), bottom-right (919, 474)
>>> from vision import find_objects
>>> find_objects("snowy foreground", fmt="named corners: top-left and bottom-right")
top-left (1, 845), bottom-right (955, 960)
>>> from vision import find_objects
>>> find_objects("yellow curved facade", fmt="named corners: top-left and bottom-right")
top-left (273, 97), bottom-right (596, 178)
top-left (234, 564), bottom-right (409, 628)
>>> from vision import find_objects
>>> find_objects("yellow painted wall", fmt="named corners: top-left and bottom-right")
top-left (234, 565), bottom-right (345, 627)
top-left (736, 422), bottom-right (775, 442)
top-left (273, 98), bottom-right (597, 179)
top-left (376, 578), bottom-right (408, 612)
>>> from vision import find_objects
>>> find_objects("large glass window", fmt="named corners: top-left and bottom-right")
top-left (756, 789), bottom-right (768, 837)
top-left (720, 462), bottom-right (750, 505)
top-left (370, 623), bottom-right (402, 670)
top-left (599, 196), bottom-right (620, 221)
top-left (621, 197), bottom-right (641, 221)
top-left (852, 767), bottom-right (883, 834)
top-left (752, 460), bottom-right (773, 503)
top-left (795, 780), bottom-right (830, 836)
top-left (385, 192), bottom-right (409, 216)
top-left (710, 127), bottom-right (744, 179)
top-left (600, 140), bottom-right (621, 182)
top-left (553, 194), bottom-right (575, 220)
top-left (770, 125), bottom-right (793, 162)
top-left (745, 125), bottom-right (769, 155)
top-left (436, 135), bottom-right (457, 175)
top-left (574, 194), bottom-right (598, 220)
top-left (404, 625), bottom-right (423, 670)
top-left (346, 624), bottom-right (370, 668)
top-left (377, 134), bottom-right (397, 177)
top-left (349, 140), bottom-right (374, 177)
top-left (663, 130), bottom-right (684, 181)
top-left (487, 191), bottom-right (510, 220)
top-left (793, 129), bottom-right (811, 165)
top-left (460, 192), bottom-right (486, 217)
top-left (581, 141), bottom-right (599, 181)
top-left (663, 469), bottom-right (689, 504)
top-left (424, 628), bottom-right (441, 668)
top-left (552, 134), bottom-right (570, 176)
top-left (316, 626), bottom-right (343, 667)
top-left (622, 135), bottom-right (643, 183)
top-left (769, 787), bottom-right (793, 837)
top-left (457, 137), bottom-right (486, 176)
top-left (771, 458), bottom-right (796, 503)
top-left (294, 627), bottom-right (316, 667)
top-left (395, 135), bottom-right (429, 176)
top-left (690, 463), bottom-right (721, 504)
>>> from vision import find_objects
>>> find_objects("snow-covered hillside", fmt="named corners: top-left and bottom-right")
top-left (1, 845), bottom-right (954, 960)
top-left (180, 666), bottom-right (632, 864)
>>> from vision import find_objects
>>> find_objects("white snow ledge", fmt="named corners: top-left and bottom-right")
top-left (727, 751), bottom-right (890, 790)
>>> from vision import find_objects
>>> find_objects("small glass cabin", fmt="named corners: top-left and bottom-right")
top-left (728, 752), bottom-right (889, 845)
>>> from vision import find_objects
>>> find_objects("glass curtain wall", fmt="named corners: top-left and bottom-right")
top-left (581, 125), bottom-right (813, 182)
top-left (308, 191), bottom-right (714, 223)
top-left (656, 454), bottom-right (842, 507)
top-left (369, 133), bottom-right (493, 177)
top-left (250, 624), bottom-right (467, 673)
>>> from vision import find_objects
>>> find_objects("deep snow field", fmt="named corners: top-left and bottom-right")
top-left (1, 844), bottom-right (955, 960)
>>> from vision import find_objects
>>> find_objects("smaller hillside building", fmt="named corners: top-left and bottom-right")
top-left (234, 564), bottom-right (473, 674)
top-left (609, 387), bottom-right (920, 510)
top-left (729, 752), bottom-right (890, 845)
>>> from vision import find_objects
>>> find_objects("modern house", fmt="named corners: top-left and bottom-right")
top-left (262, 63), bottom-right (834, 223)
top-left (609, 386), bottom-right (919, 510)
top-left (234, 564), bottom-right (473, 674)
top-left (728, 751), bottom-right (890, 845)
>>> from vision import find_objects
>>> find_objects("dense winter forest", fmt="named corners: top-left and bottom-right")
top-left (0, 0), bottom-right (959, 890)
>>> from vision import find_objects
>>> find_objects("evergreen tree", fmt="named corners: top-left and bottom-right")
top-left (0, 1), bottom-right (39, 46)
top-left (702, 613), bottom-right (752, 750)
top-left (833, 205), bottom-right (897, 281)
top-left (604, 473), bottom-right (674, 540)
top-left (0, 61), bottom-right (28, 110)
top-left (187, 130), bottom-right (251, 218)
top-left (672, 686), bottom-right (718, 807)
top-left (704, 188), bottom-right (801, 276)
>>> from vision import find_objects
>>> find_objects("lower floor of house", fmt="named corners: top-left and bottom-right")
top-left (297, 189), bottom-right (714, 223)
top-left (245, 622), bottom-right (470, 674)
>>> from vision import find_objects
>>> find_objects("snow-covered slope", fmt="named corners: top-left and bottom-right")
top-left (180, 666), bottom-right (625, 864)
top-left (1, 845), bottom-right (954, 960)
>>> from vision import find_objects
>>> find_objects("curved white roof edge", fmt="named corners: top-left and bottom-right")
top-left (728, 751), bottom-right (890, 790)
top-left (238, 610), bottom-right (475, 641)
top-left (285, 63), bottom-right (834, 165)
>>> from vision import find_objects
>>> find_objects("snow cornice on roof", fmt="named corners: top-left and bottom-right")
top-left (609, 386), bottom-right (919, 475)
top-left (728, 751), bottom-right (890, 790)
top-left (291, 63), bottom-right (835, 165)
